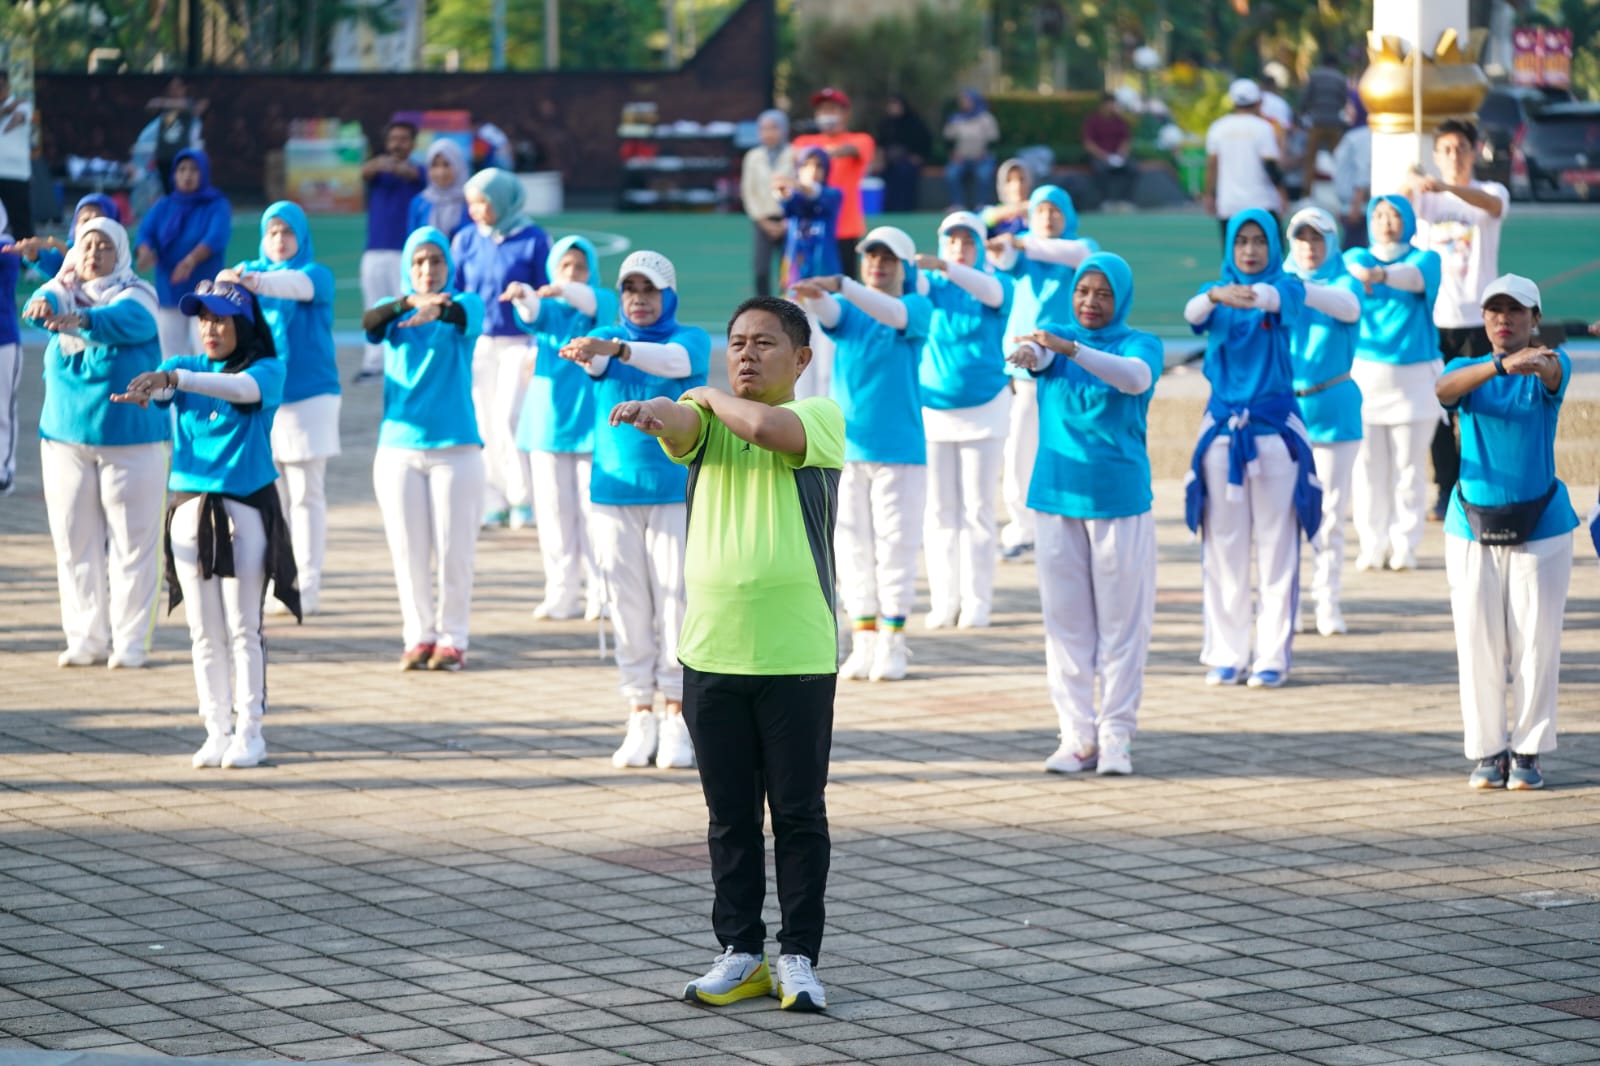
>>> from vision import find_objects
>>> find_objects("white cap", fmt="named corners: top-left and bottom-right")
top-left (1229, 78), bottom-right (1262, 107)
top-left (855, 225), bottom-right (916, 262)
top-left (1480, 273), bottom-right (1541, 310)
top-left (1287, 207), bottom-right (1338, 239)
top-left (617, 249), bottom-right (676, 292)
top-left (938, 211), bottom-right (988, 243)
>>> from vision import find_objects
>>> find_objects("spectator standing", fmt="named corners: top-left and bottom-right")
top-left (1082, 93), bottom-right (1137, 212)
top-left (356, 121), bottom-right (425, 382)
top-left (1332, 97), bottom-right (1372, 249)
top-left (1258, 77), bottom-right (1294, 157)
top-left (876, 94), bottom-right (932, 214)
top-left (1204, 80), bottom-right (1285, 244)
top-left (739, 110), bottom-right (795, 297)
top-left (0, 70), bottom-right (34, 240)
top-left (136, 78), bottom-right (207, 197)
top-left (133, 149), bottom-right (232, 359)
top-left (943, 90), bottom-right (1000, 212)
top-left (1300, 58), bottom-right (1349, 193)
top-left (407, 139), bottom-right (472, 243)
top-left (792, 88), bottom-right (876, 280)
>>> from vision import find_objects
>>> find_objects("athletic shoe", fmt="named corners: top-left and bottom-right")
top-left (956, 612), bottom-right (990, 629)
top-left (0, 475), bottom-right (13, 496)
top-left (220, 731), bottom-right (267, 769)
top-left (1293, 612), bottom-right (1308, 635)
top-left (1044, 739), bottom-right (1097, 774)
top-left (509, 505), bottom-right (534, 530)
top-left (1469, 751), bottom-right (1509, 790)
top-left (869, 629), bottom-right (909, 681)
top-left (839, 630), bottom-right (876, 681)
top-left (1316, 607), bottom-right (1348, 636)
top-left (1388, 550), bottom-right (1417, 572)
top-left (481, 509), bottom-right (509, 530)
top-left (655, 713), bottom-right (695, 769)
top-left (1507, 753), bottom-right (1544, 791)
top-left (264, 597), bottom-right (293, 617)
top-left (192, 731), bottom-right (231, 769)
top-left (1247, 669), bottom-right (1286, 689)
top-left (999, 542), bottom-right (1034, 563)
top-left (532, 600), bottom-right (583, 621)
top-left (773, 953), bottom-right (827, 1012)
top-left (428, 646), bottom-right (466, 671)
top-left (612, 709), bottom-right (658, 768)
top-left (584, 600), bottom-right (604, 621)
top-left (400, 644), bottom-right (435, 671)
top-left (682, 948), bottom-right (770, 1006)
top-left (57, 646), bottom-right (105, 668)
top-left (107, 649), bottom-right (147, 669)
top-left (1354, 551), bottom-right (1383, 572)
top-left (1205, 666), bottom-right (1243, 686)
top-left (1096, 735), bottom-right (1133, 776)
top-left (923, 609), bottom-right (958, 630)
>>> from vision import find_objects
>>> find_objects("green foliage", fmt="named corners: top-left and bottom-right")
top-left (987, 92), bottom-right (1100, 164)
top-left (423, 0), bottom-right (739, 71)
top-left (0, 0), bottom-right (179, 72)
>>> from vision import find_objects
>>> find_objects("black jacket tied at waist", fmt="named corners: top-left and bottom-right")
top-left (164, 483), bottom-right (302, 622)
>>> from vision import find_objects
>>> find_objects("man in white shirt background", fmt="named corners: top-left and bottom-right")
top-left (1403, 119), bottom-right (1508, 521)
top-left (1203, 79), bottom-right (1286, 246)
top-left (0, 70), bottom-right (34, 239)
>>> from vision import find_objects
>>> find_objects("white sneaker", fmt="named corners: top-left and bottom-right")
top-left (264, 597), bottom-right (292, 617)
top-left (1096, 735), bottom-right (1133, 776)
top-left (612, 709), bottom-right (658, 768)
top-left (773, 953), bottom-right (827, 1012)
top-left (655, 713), bottom-right (695, 769)
top-left (1044, 739), bottom-right (1098, 774)
top-left (220, 730), bottom-right (267, 769)
top-left (57, 646), bottom-right (104, 668)
top-left (869, 629), bottom-right (908, 681)
top-left (107, 649), bottom-right (147, 669)
top-left (839, 630), bottom-right (876, 680)
top-left (192, 730), bottom-right (231, 769)
top-left (956, 612), bottom-right (990, 629)
top-left (1354, 550), bottom-right (1383, 572)
top-left (1292, 612), bottom-right (1308, 635)
top-left (1316, 607), bottom-right (1348, 636)
top-left (923, 609), bottom-right (958, 630)
top-left (1388, 550), bottom-right (1416, 572)
top-left (584, 600), bottom-right (604, 621)
top-left (682, 948), bottom-right (771, 1006)
top-left (532, 599), bottom-right (583, 621)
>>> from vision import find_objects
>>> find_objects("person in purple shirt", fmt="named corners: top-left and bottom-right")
top-left (356, 121), bottom-right (425, 381)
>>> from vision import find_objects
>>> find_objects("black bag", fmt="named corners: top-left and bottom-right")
top-left (1457, 482), bottom-right (1557, 546)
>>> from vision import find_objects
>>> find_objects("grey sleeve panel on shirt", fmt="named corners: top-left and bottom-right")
top-left (793, 464), bottom-right (842, 618)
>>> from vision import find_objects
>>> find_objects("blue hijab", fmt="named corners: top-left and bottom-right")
top-left (242, 201), bottom-right (315, 273)
top-left (798, 146), bottom-right (832, 184)
top-left (1348, 194), bottom-right (1427, 268)
top-left (1045, 252), bottom-right (1139, 351)
top-left (546, 235), bottom-right (619, 326)
top-left (397, 226), bottom-right (483, 337)
top-left (71, 193), bottom-right (121, 234)
top-left (618, 264), bottom-right (683, 344)
top-left (1204, 208), bottom-right (1307, 343)
top-left (1028, 184), bottom-right (1080, 240)
top-left (158, 148), bottom-right (223, 248)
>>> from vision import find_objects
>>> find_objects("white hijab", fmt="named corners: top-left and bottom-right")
top-left (43, 217), bottom-right (158, 319)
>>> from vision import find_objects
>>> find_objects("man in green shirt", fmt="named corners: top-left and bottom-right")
top-left (609, 296), bottom-right (844, 1013)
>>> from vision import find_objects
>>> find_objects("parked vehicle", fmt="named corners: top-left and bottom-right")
top-left (1475, 85), bottom-right (1573, 198)
top-left (1522, 103), bottom-right (1600, 201)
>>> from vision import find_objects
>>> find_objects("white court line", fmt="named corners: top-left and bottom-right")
top-left (333, 230), bottom-right (632, 289)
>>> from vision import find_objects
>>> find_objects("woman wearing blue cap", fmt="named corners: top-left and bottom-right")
top-left (364, 227), bottom-right (487, 673)
top-left (112, 278), bottom-right (296, 770)
top-left (502, 235), bottom-right (619, 621)
top-left (914, 211), bottom-right (1013, 630)
top-left (453, 168), bottom-right (552, 530)
top-left (1344, 195), bottom-right (1442, 573)
top-left (215, 202), bottom-right (339, 616)
top-left (134, 148), bottom-right (232, 359)
top-left (1007, 252), bottom-right (1162, 775)
top-left (1182, 208), bottom-right (1321, 690)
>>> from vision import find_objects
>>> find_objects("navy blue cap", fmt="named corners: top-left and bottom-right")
top-left (178, 283), bottom-right (254, 322)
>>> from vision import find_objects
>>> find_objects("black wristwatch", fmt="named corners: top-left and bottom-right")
top-left (615, 342), bottom-right (631, 362)
top-left (1492, 353), bottom-right (1507, 376)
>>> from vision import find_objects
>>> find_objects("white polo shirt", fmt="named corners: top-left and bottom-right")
top-left (1413, 182), bottom-right (1510, 329)
top-left (1206, 112), bottom-right (1280, 220)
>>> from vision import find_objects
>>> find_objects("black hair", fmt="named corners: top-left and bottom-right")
top-left (385, 120), bottom-right (419, 140)
top-left (1436, 119), bottom-right (1479, 147)
top-left (727, 296), bottom-right (812, 350)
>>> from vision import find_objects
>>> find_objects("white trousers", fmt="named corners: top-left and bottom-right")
top-left (1200, 434), bottom-right (1301, 675)
top-left (1354, 418), bottom-right (1433, 562)
top-left (156, 308), bottom-right (199, 361)
top-left (1001, 378), bottom-right (1037, 549)
top-left (792, 317), bottom-right (834, 402)
top-left (40, 439), bottom-right (167, 658)
top-left (170, 496), bottom-right (268, 732)
top-left (0, 342), bottom-right (20, 485)
top-left (1037, 510), bottom-right (1157, 748)
top-left (360, 250), bottom-right (403, 373)
top-left (373, 445), bottom-right (485, 651)
top-left (472, 334), bottom-right (534, 515)
top-left (590, 503), bottom-right (686, 706)
top-left (925, 437), bottom-right (1004, 625)
top-left (275, 458), bottom-right (327, 611)
top-left (1447, 533), bottom-right (1571, 759)
top-left (838, 461), bottom-right (927, 621)
top-left (529, 450), bottom-right (596, 613)
top-left (1308, 440), bottom-right (1359, 613)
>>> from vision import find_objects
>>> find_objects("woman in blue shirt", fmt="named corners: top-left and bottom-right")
top-left (133, 148), bottom-right (232, 359)
top-left (502, 235), bottom-right (619, 622)
top-left (408, 138), bottom-right (471, 242)
top-left (364, 226), bottom-right (487, 673)
top-left (1006, 252), bottom-right (1162, 777)
top-left (24, 217), bottom-right (169, 671)
top-left (112, 280), bottom-right (295, 771)
top-left (1344, 194), bottom-right (1442, 573)
top-left (216, 202), bottom-right (339, 616)
top-left (452, 168), bottom-right (551, 530)
top-left (1182, 208), bottom-right (1320, 690)
top-left (1283, 208), bottom-right (1364, 638)
top-left (1436, 275), bottom-right (1578, 792)
top-left (560, 250), bottom-right (709, 771)
top-left (914, 211), bottom-right (1013, 630)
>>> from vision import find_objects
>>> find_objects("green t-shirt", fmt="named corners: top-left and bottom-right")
top-left (666, 396), bottom-right (846, 675)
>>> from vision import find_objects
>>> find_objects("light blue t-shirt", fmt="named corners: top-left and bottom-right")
top-left (587, 324), bottom-right (711, 506)
top-left (31, 293), bottom-right (169, 448)
top-left (249, 263), bottom-right (339, 405)
top-left (1289, 274), bottom-right (1364, 443)
top-left (920, 272), bottom-right (1013, 411)
top-left (1346, 248), bottom-right (1442, 367)
top-left (158, 355), bottom-right (284, 496)
top-left (825, 296), bottom-right (932, 465)
top-left (1444, 352), bottom-right (1579, 544)
top-left (515, 299), bottom-right (598, 455)
top-left (372, 294), bottom-right (485, 451)
top-left (1028, 333), bottom-right (1164, 519)
top-left (1000, 253), bottom-right (1076, 381)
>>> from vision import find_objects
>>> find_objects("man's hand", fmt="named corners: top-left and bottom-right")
top-left (559, 336), bottom-right (623, 364)
top-left (914, 254), bottom-right (947, 273)
top-left (610, 396), bottom-right (678, 436)
top-left (1209, 284), bottom-right (1258, 309)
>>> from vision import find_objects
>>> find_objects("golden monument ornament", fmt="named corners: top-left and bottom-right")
top-left (1358, 28), bottom-right (1491, 134)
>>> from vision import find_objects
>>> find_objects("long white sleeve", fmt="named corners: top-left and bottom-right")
top-left (582, 355), bottom-right (609, 377)
top-left (1380, 263), bottom-right (1426, 292)
top-left (1012, 340), bottom-right (1055, 373)
top-left (1250, 284), bottom-right (1281, 313)
top-left (620, 342), bottom-right (691, 378)
top-left (988, 243), bottom-right (1020, 272)
top-left (1185, 292), bottom-right (1216, 326)
top-left (944, 262), bottom-right (1004, 309)
top-left (798, 291), bottom-right (842, 328)
top-left (1305, 282), bottom-right (1361, 323)
top-left (840, 278), bottom-right (908, 330)
top-left (174, 368), bottom-right (263, 404)
top-left (560, 282), bottom-right (598, 318)
top-left (1024, 236), bottom-right (1094, 267)
top-left (511, 288), bottom-right (542, 323)
top-left (1074, 344), bottom-right (1153, 395)
top-left (248, 270), bottom-right (315, 301)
